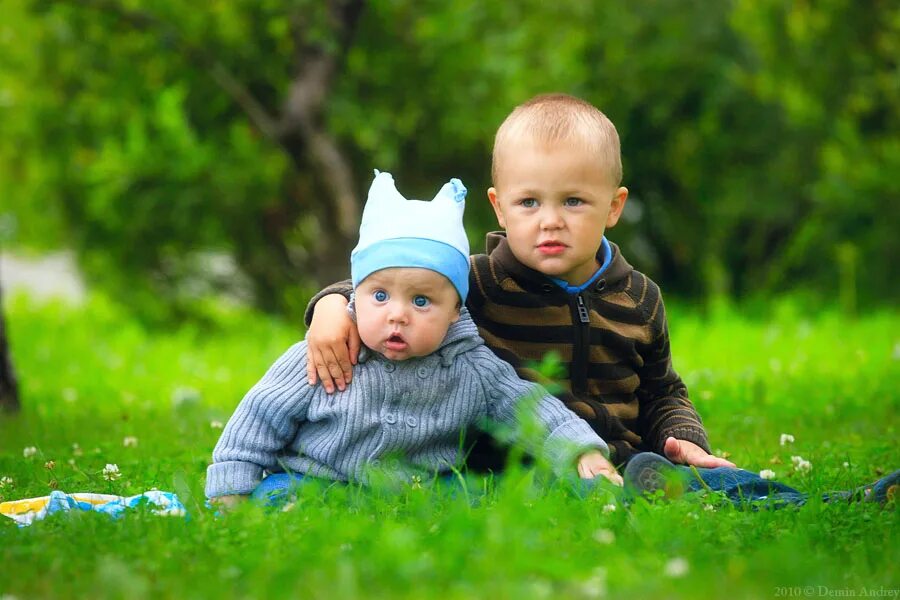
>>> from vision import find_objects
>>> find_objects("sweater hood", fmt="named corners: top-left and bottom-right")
top-left (358, 308), bottom-right (483, 366)
top-left (483, 231), bottom-right (633, 291)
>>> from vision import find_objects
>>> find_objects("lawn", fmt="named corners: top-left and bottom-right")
top-left (1, 295), bottom-right (897, 599)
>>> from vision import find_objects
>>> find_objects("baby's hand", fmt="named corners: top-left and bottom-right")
top-left (663, 436), bottom-right (736, 468)
top-left (306, 294), bottom-right (361, 393)
top-left (577, 450), bottom-right (624, 486)
top-left (211, 494), bottom-right (248, 512)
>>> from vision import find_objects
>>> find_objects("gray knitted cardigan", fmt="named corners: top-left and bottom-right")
top-left (206, 311), bottom-right (607, 497)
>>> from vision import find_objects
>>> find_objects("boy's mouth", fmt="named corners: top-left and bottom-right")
top-left (537, 241), bottom-right (567, 255)
top-left (384, 333), bottom-right (408, 351)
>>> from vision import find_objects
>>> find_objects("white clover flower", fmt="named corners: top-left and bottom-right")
top-left (123, 436), bottom-right (139, 448)
top-left (579, 567), bottom-right (607, 598)
top-left (602, 503), bottom-right (617, 514)
top-left (102, 463), bottom-right (122, 481)
top-left (703, 504), bottom-right (715, 512)
top-left (779, 433), bottom-right (795, 446)
top-left (664, 557), bottom-right (690, 578)
top-left (592, 528), bottom-right (615, 545)
top-left (23, 446), bottom-right (37, 458)
top-left (171, 386), bottom-right (201, 408)
top-left (842, 461), bottom-right (850, 468)
top-left (791, 455), bottom-right (812, 473)
top-left (759, 469), bottom-right (776, 480)
top-left (68, 459), bottom-right (76, 466)
top-left (72, 443), bottom-right (83, 457)
top-left (0, 476), bottom-right (13, 488)
top-left (210, 420), bottom-right (224, 430)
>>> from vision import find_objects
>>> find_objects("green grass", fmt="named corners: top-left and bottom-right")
top-left (1, 295), bottom-right (898, 599)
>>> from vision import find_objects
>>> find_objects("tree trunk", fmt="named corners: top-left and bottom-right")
top-left (0, 276), bottom-right (19, 413)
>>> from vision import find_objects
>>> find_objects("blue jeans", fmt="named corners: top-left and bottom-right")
top-left (674, 464), bottom-right (808, 507)
top-left (250, 472), bottom-right (311, 506)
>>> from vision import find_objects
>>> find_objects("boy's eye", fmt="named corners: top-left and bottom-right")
top-left (520, 198), bottom-right (538, 208)
top-left (564, 197), bottom-right (584, 207)
top-left (412, 295), bottom-right (431, 308)
top-left (373, 290), bottom-right (389, 302)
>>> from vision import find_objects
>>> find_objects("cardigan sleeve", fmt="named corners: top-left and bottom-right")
top-left (205, 342), bottom-right (315, 497)
top-left (468, 347), bottom-right (609, 476)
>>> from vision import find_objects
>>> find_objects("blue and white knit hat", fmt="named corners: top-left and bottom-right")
top-left (351, 170), bottom-right (469, 302)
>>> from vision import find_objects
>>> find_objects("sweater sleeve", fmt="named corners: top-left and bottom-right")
top-left (469, 347), bottom-right (609, 476)
top-left (635, 286), bottom-right (711, 455)
top-left (205, 342), bottom-right (314, 498)
top-left (303, 279), bottom-right (354, 327)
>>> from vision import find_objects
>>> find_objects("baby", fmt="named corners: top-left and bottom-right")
top-left (205, 171), bottom-right (620, 507)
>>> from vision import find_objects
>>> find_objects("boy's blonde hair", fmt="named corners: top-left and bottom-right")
top-left (492, 94), bottom-right (622, 188)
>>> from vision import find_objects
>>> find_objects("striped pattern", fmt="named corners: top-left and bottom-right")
top-left (465, 233), bottom-right (709, 466)
top-left (206, 312), bottom-right (607, 498)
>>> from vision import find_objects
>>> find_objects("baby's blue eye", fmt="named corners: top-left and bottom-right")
top-left (564, 197), bottom-right (583, 207)
top-left (521, 198), bottom-right (537, 208)
top-left (413, 295), bottom-right (431, 307)
top-left (373, 290), bottom-right (388, 302)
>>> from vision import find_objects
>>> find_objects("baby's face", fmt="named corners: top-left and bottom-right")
top-left (355, 268), bottom-right (460, 361)
top-left (489, 137), bottom-right (627, 285)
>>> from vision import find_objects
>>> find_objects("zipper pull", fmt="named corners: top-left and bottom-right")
top-left (576, 294), bottom-right (590, 323)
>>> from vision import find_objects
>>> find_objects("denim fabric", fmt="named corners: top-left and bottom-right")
top-left (675, 465), bottom-right (808, 507)
top-left (250, 472), bottom-right (311, 507)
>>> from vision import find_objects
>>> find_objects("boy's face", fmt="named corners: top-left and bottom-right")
top-left (488, 138), bottom-right (627, 285)
top-left (355, 268), bottom-right (461, 361)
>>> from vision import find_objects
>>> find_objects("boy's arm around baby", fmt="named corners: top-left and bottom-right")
top-left (466, 346), bottom-right (620, 484)
top-left (205, 342), bottom-right (314, 499)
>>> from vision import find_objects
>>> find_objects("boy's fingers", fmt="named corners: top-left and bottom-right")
top-left (348, 329), bottom-right (362, 367)
top-left (306, 356), bottom-right (318, 385)
top-left (323, 349), bottom-right (347, 391)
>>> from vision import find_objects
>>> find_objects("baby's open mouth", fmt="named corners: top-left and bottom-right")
top-left (385, 333), bottom-right (408, 350)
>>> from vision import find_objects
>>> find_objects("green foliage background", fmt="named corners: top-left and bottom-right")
top-left (1, 0), bottom-right (898, 319)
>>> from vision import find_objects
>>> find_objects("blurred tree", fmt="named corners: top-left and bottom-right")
top-left (0, 278), bottom-right (19, 412)
top-left (0, 0), bottom-right (896, 320)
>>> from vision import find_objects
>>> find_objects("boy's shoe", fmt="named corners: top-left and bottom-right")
top-left (860, 469), bottom-right (899, 504)
top-left (826, 469), bottom-right (900, 504)
top-left (623, 453), bottom-right (687, 500)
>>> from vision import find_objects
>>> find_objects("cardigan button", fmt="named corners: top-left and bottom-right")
top-left (405, 416), bottom-right (418, 427)
top-left (385, 413), bottom-right (396, 424)
top-left (383, 362), bottom-right (396, 372)
top-left (416, 366), bottom-right (429, 379)
top-left (541, 284), bottom-right (554, 293)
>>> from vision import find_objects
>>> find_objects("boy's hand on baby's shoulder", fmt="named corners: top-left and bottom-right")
top-left (306, 294), bottom-right (361, 394)
top-left (577, 451), bottom-right (624, 486)
top-left (663, 436), bottom-right (736, 468)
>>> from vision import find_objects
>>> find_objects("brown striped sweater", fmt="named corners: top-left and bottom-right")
top-left (305, 232), bottom-right (710, 467)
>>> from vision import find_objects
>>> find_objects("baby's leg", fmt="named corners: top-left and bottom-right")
top-left (250, 472), bottom-right (308, 507)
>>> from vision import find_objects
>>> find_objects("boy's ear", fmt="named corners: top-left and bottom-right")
top-left (605, 186), bottom-right (628, 228)
top-left (487, 187), bottom-right (507, 229)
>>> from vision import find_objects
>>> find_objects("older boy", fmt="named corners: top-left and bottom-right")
top-left (306, 94), bottom-right (731, 473)
top-left (206, 170), bottom-right (618, 508)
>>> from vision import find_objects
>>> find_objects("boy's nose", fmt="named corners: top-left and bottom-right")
top-left (539, 206), bottom-right (564, 229)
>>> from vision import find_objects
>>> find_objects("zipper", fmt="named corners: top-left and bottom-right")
top-left (576, 295), bottom-right (590, 323)
top-left (571, 292), bottom-right (591, 394)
